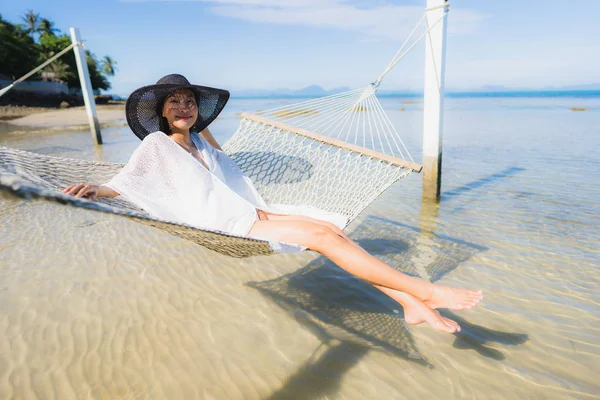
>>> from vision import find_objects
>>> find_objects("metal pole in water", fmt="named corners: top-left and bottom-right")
top-left (422, 0), bottom-right (448, 201)
top-left (70, 27), bottom-right (103, 145)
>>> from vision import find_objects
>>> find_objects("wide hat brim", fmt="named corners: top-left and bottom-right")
top-left (125, 83), bottom-right (230, 140)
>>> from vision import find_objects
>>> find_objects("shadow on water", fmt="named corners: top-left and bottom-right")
top-left (415, 201), bottom-right (529, 360)
top-left (250, 201), bottom-right (529, 398)
top-left (249, 261), bottom-right (428, 363)
top-left (265, 341), bottom-right (370, 400)
top-left (440, 310), bottom-right (529, 361)
top-left (248, 256), bottom-right (428, 400)
top-left (441, 167), bottom-right (526, 200)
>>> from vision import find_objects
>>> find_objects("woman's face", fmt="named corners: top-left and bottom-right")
top-left (161, 89), bottom-right (198, 133)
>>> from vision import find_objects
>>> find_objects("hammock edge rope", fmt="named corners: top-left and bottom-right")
top-left (0, 172), bottom-right (274, 258)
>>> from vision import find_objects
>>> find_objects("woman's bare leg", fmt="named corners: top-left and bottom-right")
top-left (249, 219), bottom-right (483, 311)
top-left (259, 211), bottom-right (359, 249)
top-left (261, 213), bottom-right (466, 332)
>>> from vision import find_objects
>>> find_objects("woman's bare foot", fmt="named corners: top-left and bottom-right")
top-left (424, 286), bottom-right (483, 310)
top-left (373, 285), bottom-right (460, 333)
top-left (402, 293), bottom-right (461, 333)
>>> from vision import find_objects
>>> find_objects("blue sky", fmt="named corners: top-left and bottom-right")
top-left (2, 0), bottom-right (599, 96)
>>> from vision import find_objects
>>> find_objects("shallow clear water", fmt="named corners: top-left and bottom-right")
top-left (0, 96), bottom-right (599, 399)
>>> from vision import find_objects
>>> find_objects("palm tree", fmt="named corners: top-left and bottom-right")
top-left (38, 18), bottom-right (59, 37)
top-left (100, 56), bottom-right (117, 76)
top-left (21, 10), bottom-right (40, 40)
top-left (46, 60), bottom-right (74, 82)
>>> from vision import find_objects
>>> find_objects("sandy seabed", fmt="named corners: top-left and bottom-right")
top-left (1, 96), bottom-right (600, 399)
top-left (1, 195), bottom-right (598, 399)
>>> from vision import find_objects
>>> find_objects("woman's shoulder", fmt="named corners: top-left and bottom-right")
top-left (138, 131), bottom-right (172, 148)
top-left (130, 131), bottom-right (171, 157)
top-left (144, 131), bottom-right (168, 142)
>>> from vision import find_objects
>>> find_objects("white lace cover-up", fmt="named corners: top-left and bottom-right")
top-left (104, 131), bottom-right (347, 251)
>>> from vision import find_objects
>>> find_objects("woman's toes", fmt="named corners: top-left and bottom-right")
top-left (464, 297), bottom-right (480, 306)
top-left (437, 321), bottom-right (454, 333)
top-left (445, 318), bottom-right (460, 329)
top-left (440, 317), bottom-right (460, 333)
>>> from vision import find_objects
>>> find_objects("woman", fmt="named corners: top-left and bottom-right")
top-left (63, 74), bottom-right (483, 333)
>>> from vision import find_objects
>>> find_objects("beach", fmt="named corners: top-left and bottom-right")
top-left (0, 103), bottom-right (126, 127)
top-left (0, 95), bottom-right (599, 399)
top-left (0, 106), bottom-right (55, 121)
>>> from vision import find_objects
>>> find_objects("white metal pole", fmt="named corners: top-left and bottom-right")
top-left (0, 85), bottom-right (14, 98)
top-left (70, 27), bottom-right (102, 145)
top-left (422, 0), bottom-right (448, 200)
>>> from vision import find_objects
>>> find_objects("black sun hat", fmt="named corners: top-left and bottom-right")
top-left (125, 74), bottom-right (230, 140)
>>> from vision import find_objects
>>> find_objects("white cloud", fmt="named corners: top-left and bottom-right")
top-left (123, 0), bottom-right (488, 40)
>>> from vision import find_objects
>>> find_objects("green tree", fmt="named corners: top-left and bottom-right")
top-left (38, 18), bottom-right (59, 37)
top-left (43, 58), bottom-right (74, 82)
top-left (38, 35), bottom-right (112, 91)
top-left (21, 10), bottom-right (40, 40)
top-left (1, 12), bottom-right (117, 93)
top-left (0, 14), bottom-right (38, 78)
top-left (38, 33), bottom-right (77, 85)
top-left (85, 50), bottom-right (110, 92)
top-left (100, 56), bottom-right (117, 76)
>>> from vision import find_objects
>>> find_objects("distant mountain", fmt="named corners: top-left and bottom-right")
top-left (229, 83), bottom-right (600, 99)
top-left (294, 85), bottom-right (329, 96)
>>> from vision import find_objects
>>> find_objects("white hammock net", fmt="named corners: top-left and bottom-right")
top-left (224, 86), bottom-right (418, 224)
top-left (0, 85), bottom-right (420, 258)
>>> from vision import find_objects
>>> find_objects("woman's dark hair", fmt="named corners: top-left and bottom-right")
top-left (156, 90), bottom-right (203, 135)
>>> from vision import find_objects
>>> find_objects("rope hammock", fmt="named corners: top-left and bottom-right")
top-left (0, 5), bottom-right (448, 258)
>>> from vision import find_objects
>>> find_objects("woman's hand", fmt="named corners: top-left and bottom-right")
top-left (62, 183), bottom-right (101, 200)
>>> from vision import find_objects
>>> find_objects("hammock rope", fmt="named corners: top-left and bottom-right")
top-left (249, 87), bottom-right (414, 163)
top-left (374, 2), bottom-right (449, 86)
top-left (0, 6), bottom-right (449, 258)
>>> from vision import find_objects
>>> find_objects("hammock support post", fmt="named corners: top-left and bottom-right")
top-left (69, 27), bottom-right (103, 145)
top-left (422, 0), bottom-right (449, 201)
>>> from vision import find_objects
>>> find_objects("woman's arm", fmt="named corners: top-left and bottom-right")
top-left (200, 127), bottom-right (223, 151)
top-left (62, 183), bottom-right (119, 200)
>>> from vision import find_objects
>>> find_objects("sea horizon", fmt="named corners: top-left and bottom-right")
top-left (232, 89), bottom-right (600, 99)
top-left (108, 88), bottom-right (600, 101)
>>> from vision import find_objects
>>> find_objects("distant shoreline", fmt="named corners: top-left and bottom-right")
top-left (15, 89), bottom-right (592, 102)
top-left (229, 89), bottom-right (600, 100)
top-left (0, 90), bottom-right (595, 126)
top-left (442, 90), bottom-right (600, 98)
